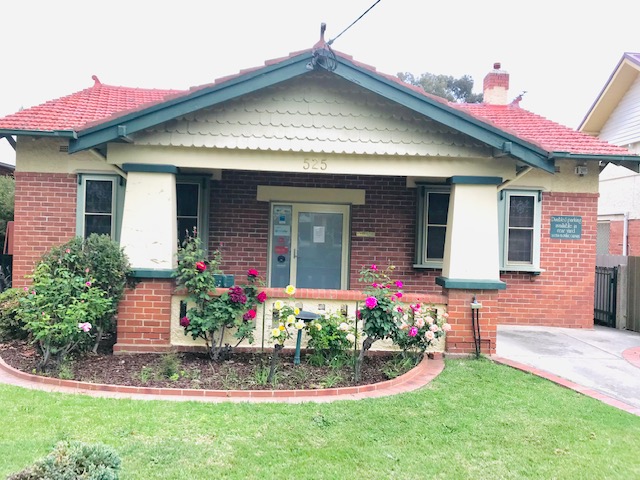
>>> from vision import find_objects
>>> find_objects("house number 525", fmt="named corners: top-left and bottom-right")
top-left (302, 158), bottom-right (328, 171)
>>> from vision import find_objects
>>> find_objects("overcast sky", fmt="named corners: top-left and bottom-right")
top-left (1, 0), bottom-right (638, 165)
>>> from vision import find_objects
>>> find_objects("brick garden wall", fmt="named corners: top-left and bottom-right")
top-left (608, 220), bottom-right (624, 255)
top-left (114, 279), bottom-right (173, 353)
top-left (209, 171), bottom-right (442, 295)
top-left (497, 192), bottom-right (598, 328)
top-left (12, 172), bottom-right (77, 289)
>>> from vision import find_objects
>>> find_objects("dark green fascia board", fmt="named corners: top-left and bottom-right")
top-left (330, 59), bottom-right (556, 174)
top-left (68, 53), bottom-right (313, 153)
top-left (130, 269), bottom-right (175, 279)
top-left (0, 129), bottom-right (77, 138)
top-left (447, 176), bottom-right (503, 185)
top-left (549, 152), bottom-right (640, 163)
top-left (436, 276), bottom-right (507, 290)
top-left (121, 163), bottom-right (178, 174)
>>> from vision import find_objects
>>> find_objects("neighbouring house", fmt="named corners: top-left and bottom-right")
top-left (579, 52), bottom-right (640, 256)
top-left (1, 39), bottom-right (636, 355)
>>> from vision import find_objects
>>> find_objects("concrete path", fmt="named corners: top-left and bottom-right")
top-left (495, 325), bottom-right (640, 414)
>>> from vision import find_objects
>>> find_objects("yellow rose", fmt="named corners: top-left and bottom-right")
top-left (274, 300), bottom-right (283, 311)
top-left (271, 328), bottom-right (280, 338)
top-left (294, 307), bottom-right (300, 315)
top-left (287, 314), bottom-right (296, 325)
top-left (315, 323), bottom-right (322, 331)
top-left (295, 321), bottom-right (305, 330)
top-left (285, 285), bottom-right (296, 296)
top-left (279, 325), bottom-right (286, 331)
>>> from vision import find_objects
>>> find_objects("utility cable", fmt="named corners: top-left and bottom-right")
top-left (328, 0), bottom-right (383, 46)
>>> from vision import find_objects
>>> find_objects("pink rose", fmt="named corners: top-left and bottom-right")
top-left (395, 292), bottom-right (403, 299)
top-left (395, 281), bottom-right (403, 288)
top-left (247, 268), bottom-right (259, 278)
top-left (415, 318), bottom-right (425, 328)
top-left (365, 296), bottom-right (378, 309)
top-left (370, 264), bottom-right (378, 271)
top-left (425, 330), bottom-right (435, 341)
top-left (443, 323), bottom-right (452, 332)
top-left (430, 324), bottom-right (439, 332)
top-left (257, 291), bottom-right (267, 303)
top-left (195, 261), bottom-right (207, 272)
top-left (409, 326), bottom-right (418, 337)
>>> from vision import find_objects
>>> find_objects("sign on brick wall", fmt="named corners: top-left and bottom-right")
top-left (550, 216), bottom-right (582, 239)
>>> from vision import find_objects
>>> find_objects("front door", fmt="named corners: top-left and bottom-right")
top-left (269, 203), bottom-right (349, 290)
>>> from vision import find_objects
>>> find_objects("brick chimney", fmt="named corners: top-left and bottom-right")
top-left (483, 62), bottom-right (509, 105)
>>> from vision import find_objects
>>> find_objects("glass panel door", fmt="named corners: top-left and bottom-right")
top-left (270, 203), bottom-right (349, 289)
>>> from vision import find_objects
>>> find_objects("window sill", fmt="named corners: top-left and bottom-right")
top-left (500, 267), bottom-right (545, 275)
top-left (413, 263), bottom-right (443, 270)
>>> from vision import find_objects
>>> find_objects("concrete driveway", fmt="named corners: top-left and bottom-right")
top-left (496, 325), bottom-right (640, 411)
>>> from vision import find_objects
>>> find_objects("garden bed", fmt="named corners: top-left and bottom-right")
top-left (0, 340), bottom-right (419, 391)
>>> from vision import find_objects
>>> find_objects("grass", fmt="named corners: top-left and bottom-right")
top-left (1, 358), bottom-right (639, 479)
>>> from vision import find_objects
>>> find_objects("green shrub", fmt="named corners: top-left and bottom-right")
top-left (38, 235), bottom-right (132, 351)
top-left (7, 440), bottom-right (121, 480)
top-left (0, 288), bottom-right (27, 341)
top-left (305, 312), bottom-right (355, 363)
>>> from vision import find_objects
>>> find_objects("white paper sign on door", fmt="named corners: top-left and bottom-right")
top-left (313, 226), bottom-right (325, 243)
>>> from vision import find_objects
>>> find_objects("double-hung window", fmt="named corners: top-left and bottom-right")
top-left (77, 174), bottom-right (124, 239)
top-left (415, 186), bottom-right (450, 268)
top-left (499, 190), bottom-right (542, 271)
top-left (176, 178), bottom-right (208, 247)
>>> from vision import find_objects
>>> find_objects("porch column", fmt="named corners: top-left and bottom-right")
top-left (119, 165), bottom-right (177, 273)
top-left (437, 176), bottom-right (505, 289)
top-left (436, 176), bottom-right (504, 356)
top-left (114, 165), bottom-right (177, 354)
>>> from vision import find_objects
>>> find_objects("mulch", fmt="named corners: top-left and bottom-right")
top-left (0, 340), bottom-right (409, 391)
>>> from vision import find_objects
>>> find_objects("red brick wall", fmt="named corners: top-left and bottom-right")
top-left (114, 279), bottom-right (173, 353)
top-left (609, 220), bottom-right (624, 255)
top-left (497, 192), bottom-right (597, 328)
top-left (445, 289), bottom-right (498, 355)
top-left (209, 171), bottom-right (442, 295)
top-left (12, 172), bottom-right (77, 288)
top-left (628, 219), bottom-right (640, 256)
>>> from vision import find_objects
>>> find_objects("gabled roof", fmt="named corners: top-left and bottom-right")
top-left (0, 48), bottom-right (636, 174)
top-left (579, 53), bottom-right (640, 135)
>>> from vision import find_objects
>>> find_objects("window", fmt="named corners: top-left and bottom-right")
top-left (415, 186), bottom-right (450, 268)
top-left (77, 174), bottom-right (124, 239)
top-left (499, 190), bottom-right (542, 271)
top-left (176, 178), bottom-right (208, 247)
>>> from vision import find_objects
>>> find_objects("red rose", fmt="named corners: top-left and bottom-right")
top-left (195, 261), bottom-right (207, 272)
top-left (257, 291), bottom-right (267, 303)
top-left (247, 268), bottom-right (259, 278)
top-left (243, 309), bottom-right (257, 321)
top-left (180, 316), bottom-right (190, 327)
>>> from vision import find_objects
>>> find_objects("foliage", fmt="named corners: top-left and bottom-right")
top-left (398, 71), bottom-right (483, 103)
top-left (394, 303), bottom-right (451, 357)
top-left (0, 175), bottom-right (14, 248)
top-left (269, 285), bottom-right (299, 347)
top-left (19, 262), bottom-right (111, 368)
top-left (35, 235), bottom-right (133, 352)
top-left (305, 312), bottom-right (356, 363)
top-left (175, 234), bottom-right (265, 360)
top-left (7, 440), bottom-right (121, 480)
top-left (0, 288), bottom-right (27, 341)
top-left (357, 264), bottom-right (403, 343)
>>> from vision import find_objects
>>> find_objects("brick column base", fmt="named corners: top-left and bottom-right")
top-left (114, 278), bottom-right (174, 354)
top-left (444, 289), bottom-right (498, 355)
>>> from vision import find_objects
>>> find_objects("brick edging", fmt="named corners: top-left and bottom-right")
top-left (0, 353), bottom-right (444, 400)
top-left (491, 355), bottom-right (640, 416)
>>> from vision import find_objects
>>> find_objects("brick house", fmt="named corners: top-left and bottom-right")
top-left (579, 52), bottom-right (640, 256)
top-left (1, 43), bottom-right (636, 355)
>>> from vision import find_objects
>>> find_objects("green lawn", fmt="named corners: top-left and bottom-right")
top-left (1, 358), bottom-right (638, 479)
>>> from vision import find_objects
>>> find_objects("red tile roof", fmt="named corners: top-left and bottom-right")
top-left (0, 54), bottom-right (633, 157)
top-left (453, 103), bottom-right (632, 156)
top-left (0, 77), bottom-right (180, 132)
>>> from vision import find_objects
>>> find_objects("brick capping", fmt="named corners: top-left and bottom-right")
top-left (0, 352), bottom-right (444, 401)
top-left (174, 286), bottom-right (448, 305)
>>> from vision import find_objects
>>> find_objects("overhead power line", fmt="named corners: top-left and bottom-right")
top-left (328, 0), bottom-right (383, 46)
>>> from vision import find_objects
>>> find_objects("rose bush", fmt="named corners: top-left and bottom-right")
top-left (175, 233), bottom-right (266, 361)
